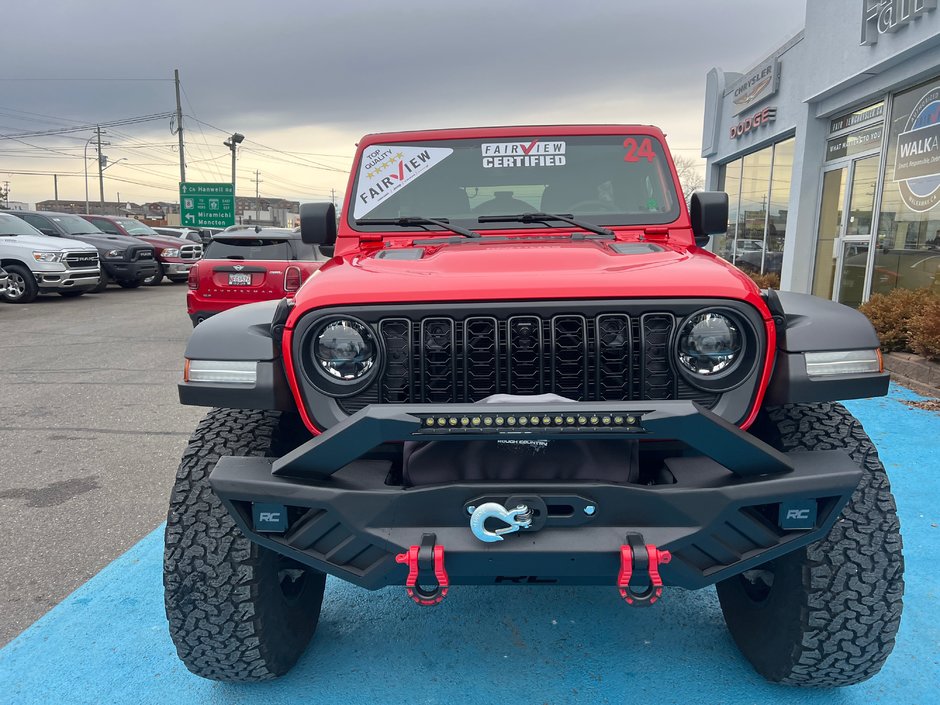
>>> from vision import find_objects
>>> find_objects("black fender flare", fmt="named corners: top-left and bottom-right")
top-left (763, 290), bottom-right (888, 405)
top-left (179, 299), bottom-right (297, 411)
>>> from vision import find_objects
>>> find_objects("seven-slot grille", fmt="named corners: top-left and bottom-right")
top-left (63, 251), bottom-right (99, 269)
top-left (180, 244), bottom-right (202, 260)
top-left (338, 312), bottom-right (719, 413)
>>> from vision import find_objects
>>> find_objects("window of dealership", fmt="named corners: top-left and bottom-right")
top-left (701, 2), bottom-right (940, 304)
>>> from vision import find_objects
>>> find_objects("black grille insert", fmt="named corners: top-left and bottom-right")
top-left (336, 308), bottom-right (722, 413)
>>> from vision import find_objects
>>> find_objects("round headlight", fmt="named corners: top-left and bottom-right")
top-left (677, 312), bottom-right (742, 376)
top-left (314, 320), bottom-right (376, 380)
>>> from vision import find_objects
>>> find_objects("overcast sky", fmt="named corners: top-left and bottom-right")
top-left (1, 0), bottom-right (807, 208)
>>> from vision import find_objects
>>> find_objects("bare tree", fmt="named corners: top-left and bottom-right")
top-left (672, 154), bottom-right (705, 203)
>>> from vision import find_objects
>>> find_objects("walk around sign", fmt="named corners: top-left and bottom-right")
top-left (179, 182), bottom-right (235, 228)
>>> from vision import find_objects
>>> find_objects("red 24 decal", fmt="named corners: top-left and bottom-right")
top-left (624, 138), bottom-right (656, 163)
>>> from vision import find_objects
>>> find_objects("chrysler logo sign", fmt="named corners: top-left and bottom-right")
top-left (730, 60), bottom-right (779, 116)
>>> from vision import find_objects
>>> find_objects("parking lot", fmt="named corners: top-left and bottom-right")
top-left (0, 282), bottom-right (937, 703)
top-left (0, 284), bottom-right (202, 645)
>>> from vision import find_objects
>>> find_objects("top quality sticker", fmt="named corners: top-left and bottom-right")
top-left (481, 140), bottom-right (566, 168)
top-left (354, 145), bottom-right (453, 218)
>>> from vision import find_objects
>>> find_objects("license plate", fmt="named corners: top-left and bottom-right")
top-left (228, 273), bottom-right (252, 286)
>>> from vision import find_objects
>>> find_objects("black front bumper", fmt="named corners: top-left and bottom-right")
top-left (102, 259), bottom-right (158, 281)
top-left (209, 401), bottom-right (862, 591)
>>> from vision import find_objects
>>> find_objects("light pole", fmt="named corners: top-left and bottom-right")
top-left (83, 133), bottom-right (96, 214)
top-left (223, 132), bottom-right (244, 191)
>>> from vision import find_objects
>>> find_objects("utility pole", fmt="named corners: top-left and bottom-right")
top-left (223, 132), bottom-right (244, 192)
top-left (331, 188), bottom-right (335, 205)
top-left (53, 175), bottom-right (58, 201)
top-left (97, 124), bottom-right (106, 209)
top-left (252, 170), bottom-right (262, 222)
top-left (174, 68), bottom-right (186, 184)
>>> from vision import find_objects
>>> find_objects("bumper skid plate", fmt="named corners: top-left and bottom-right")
top-left (208, 401), bottom-right (862, 591)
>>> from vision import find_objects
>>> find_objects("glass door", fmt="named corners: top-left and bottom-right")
top-left (834, 155), bottom-right (879, 307)
top-left (811, 167), bottom-right (847, 299)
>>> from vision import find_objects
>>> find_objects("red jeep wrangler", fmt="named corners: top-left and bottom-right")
top-left (167, 126), bottom-right (903, 687)
top-left (81, 215), bottom-right (203, 286)
top-left (186, 226), bottom-right (329, 326)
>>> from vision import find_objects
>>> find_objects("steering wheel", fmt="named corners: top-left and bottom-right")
top-left (567, 200), bottom-right (620, 213)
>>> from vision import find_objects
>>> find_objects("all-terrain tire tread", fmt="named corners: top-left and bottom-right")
top-left (163, 408), bottom-right (319, 682)
top-left (741, 402), bottom-right (903, 686)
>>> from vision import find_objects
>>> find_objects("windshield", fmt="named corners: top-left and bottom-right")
top-left (350, 134), bottom-right (680, 231)
top-left (116, 218), bottom-right (157, 236)
top-left (0, 213), bottom-right (45, 237)
top-left (51, 214), bottom-right (104, 235)
top-left (205, 238), bottom-right (293, 261)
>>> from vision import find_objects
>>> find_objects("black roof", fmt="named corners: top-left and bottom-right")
top-left (211, 227), bottom-right (300, 241)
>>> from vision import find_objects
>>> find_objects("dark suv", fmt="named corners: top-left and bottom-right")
top-left (81, 215), bottom-right (203, 286)
top-left (11, 211), bottom-right (157, 290)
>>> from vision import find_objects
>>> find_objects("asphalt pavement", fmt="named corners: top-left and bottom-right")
top-left (0, 284), bottom-right (202, 646)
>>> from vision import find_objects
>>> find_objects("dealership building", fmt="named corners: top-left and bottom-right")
top-left (701, 0), bottom-right (940, 306)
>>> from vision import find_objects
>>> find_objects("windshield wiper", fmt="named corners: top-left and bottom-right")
top-left (356, 217), bottom-right (481, 239)
top-left (478, 212), bottom-right (615, 239)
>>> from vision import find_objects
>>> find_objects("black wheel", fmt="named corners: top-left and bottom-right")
top-left (2, 264), bottom-right (39, 303)
top-left (143, 263), bottom-right (164, 286)
top-left (92, 268), bottom-right (109, 293)
top-left (717, 402), bottom-right (904, 687)
top-left (118, 279), bottom-right (143, 289)
top-left (58, 290), bottom-right (86, 298)
top-left (164, 408), bottom-right (325, 682)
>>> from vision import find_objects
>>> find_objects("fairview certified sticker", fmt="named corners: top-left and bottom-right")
top-left (354, 145), bottom-right (453, 219)
top-left (481, 140), bottom-right (566, 168)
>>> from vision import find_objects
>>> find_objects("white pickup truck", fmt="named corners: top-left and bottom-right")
top-left (0, 211), bottom-right (100, 303)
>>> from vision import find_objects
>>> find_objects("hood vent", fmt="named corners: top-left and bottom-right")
top-left (610, 243), bottom-right (664, 255)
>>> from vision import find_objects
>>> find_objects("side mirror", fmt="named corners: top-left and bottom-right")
top-left (690, 191), bottom-right (729, 246)
top-left (300, 202), bottom-right (337, 246)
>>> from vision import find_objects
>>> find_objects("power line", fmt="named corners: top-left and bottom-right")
top-left (0, 112), bottom-right (175, 141)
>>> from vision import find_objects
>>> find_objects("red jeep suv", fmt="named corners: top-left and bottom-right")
top-left (187, 226), bottom-right (329, 325)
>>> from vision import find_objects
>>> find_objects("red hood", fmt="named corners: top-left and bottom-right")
top-left (288, 238), bottom-right (768, 325)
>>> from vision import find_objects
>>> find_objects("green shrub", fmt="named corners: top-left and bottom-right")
top-left (909, 295), bottom-right (940, 361)
top-left (858, 288), bottom-right (938, 352)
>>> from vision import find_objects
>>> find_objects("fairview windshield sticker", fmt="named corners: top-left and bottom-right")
top-left (354, 145), bottom-right (453, 218)
top-left (481, 140), bottom-right (566, 168)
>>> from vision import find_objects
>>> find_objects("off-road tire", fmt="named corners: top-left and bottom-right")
top-left (2, 264), bottom-right (39, 303)
top-left (143, 263), bottom-right (164, 286)
top-left (717, 402), bottom-right (903, 686)
top-left (164, 408), bottom-right (326, 682)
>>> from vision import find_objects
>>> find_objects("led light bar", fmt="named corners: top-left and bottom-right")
top-left (415, 411), bottom-right (643, 435)
top-left (185, 359), bottom-right (258, 384)
top-left (804, 350), bottom-right (881, 377)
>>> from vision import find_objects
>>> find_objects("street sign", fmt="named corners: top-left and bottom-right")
top-left (179, 182), bottom-right (235, 228)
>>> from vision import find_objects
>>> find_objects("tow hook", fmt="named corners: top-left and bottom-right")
top-left (395, 533), bottom-right (449, 606)
top-left (469, 502), bottom-right (533, 543)
top-left (617, 533), bottom-right (672, 606)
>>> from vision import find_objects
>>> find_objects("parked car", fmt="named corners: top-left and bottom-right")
top-left (0, 211), bottom-right (100, 303)
top-left (168, 124), bottom-right (901, 688)
top-left (79, 215), bottom-right (203, 286)
top-left (10, 211), bottom-right (155, 291)
top-left (151, 226), bottom-right (207, 245)
top-left (186, 227), bottom-right (329, 325)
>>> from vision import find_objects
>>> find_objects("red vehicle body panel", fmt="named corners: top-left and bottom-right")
top-left (187, 257), bottom-right (323, 319)
top-left (281, 125), bottom-right (777, 437)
